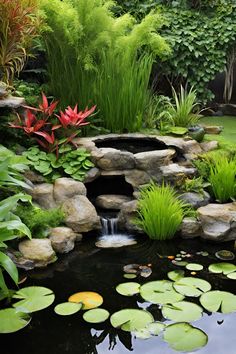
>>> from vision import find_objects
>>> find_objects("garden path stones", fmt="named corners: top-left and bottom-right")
top-left (197, 203), bottom-right (236, 241)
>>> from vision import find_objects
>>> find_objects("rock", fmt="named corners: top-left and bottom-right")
top-left (180, 217), bottom-right (202, 239)
top-left (6, 249), bottom-right (35, 270)
top-left (118, 200), bottom-right (142, 233)
top-left (18, 239), bottom-right (56, 267)
top-left (160, 163), bottom-right (196, 184)
top-left (179, 192), bottom-right (210, 209)
top-left (183, 140), bottom-right (203, 154)
top-left (96, 148), bottom-right (135, 170)
top-left (134, 149), bottom-right (175, 170)
top-left (0, 82), bottom-right (8, 98)
top-left (200, 140), bottom-right (218, 152)
top-left (0, 96), bottom-right (25, 108)
top-left (30, 183), bottom-right (56, 209)
top-left (54, 177), bottom-right (86, 203)
top-left (125, 169), bottom-right (150, 188)
top-left (83, 167), bottom-right (100, 183)
top-left (49, 227), bottom-right (76, 253)
top-left (95, 194), bottom-right (132, 210)
top-left (219, 103), bottom-right (236, 116)
top-left (203, 125), bottom-right (223, 135)
top-left (24, 170), bottom-right (46, 183)
top-left (198, 203), bottom-right (236, 241)
top-left (62, 195), bottom-right (101, 232)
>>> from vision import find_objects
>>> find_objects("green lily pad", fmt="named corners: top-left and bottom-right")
top-left (200, 290), bottom-right (236, 313)
top-left (13, 286), bottom-right (55, 313)
top-left (215, 250), bottom-right (235, 261)
top-left (134, 321), bottom-right (165, 339)
top-left (186, 263), bottom-right (203, 271)
top-left (208, 262), bottom-right (236, 275)
top-left (172, 260), bottom-right (188, 267)
top-left (173, 277), bottom-right (211, 297)
top-left (54, 302), bottom-right (82, 316)
top-left (0, 308), bottom-right (31, 333)
top-left (168, 270), bottom-right (185, 282)
top-left (83, 308), bottom-right (110, 323)
top-left (133, 328), bottom-right (151, 339)
top-left (110, 309), bottom-right (154, 332)
top-left (116, 282), bottom-right (140, 296)
top-left (226, 272), bottom-right (236, 280)
top-left (123, 274), bottom-right (137, 279)
top-left (140, 280), bottom-right (184, 305)
top-left (163, 322), bottom-right (208, 352)
top-left (162, 301), bottom-right (203, 322)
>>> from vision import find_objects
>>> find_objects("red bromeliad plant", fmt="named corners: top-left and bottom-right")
top-left (9, 93), bottom-right (96, 154)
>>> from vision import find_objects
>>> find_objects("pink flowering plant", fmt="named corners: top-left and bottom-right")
top-left (9, 93), bottom-right (96, 181)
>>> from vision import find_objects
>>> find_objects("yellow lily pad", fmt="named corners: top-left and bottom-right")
top-left (68, 291), bottom-right (103, 310)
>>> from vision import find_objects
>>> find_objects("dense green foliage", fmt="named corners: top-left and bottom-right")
top-left (16, 204), bottom-right (64, 238)
top-left (40, 0), bottom-right (169, 132)
top-left (136, 183), bottom-right (189, 240)
top-left (23, 146), bottom-right (94, 181)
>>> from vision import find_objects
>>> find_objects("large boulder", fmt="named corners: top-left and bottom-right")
top-left (95, 194), bottom-right (132, 210)
top-left (96, 148), bottom-right (135, 170)
top-left (18, 239), bottom-right (56, 267)
top-left (125, 169), bottom-right (150, 188)
top-left (198, 203), bottom-right (236, 241)
top-left (54, 177), bottom-right (86, 203)
top-left (134, 149), bottom-right (175, 170)
top-left (180, 217), bottom-right (202, 239)
top-left (62, 195), bottom-right (101, 232)
top-left (49, 227), bottom-right (77, 253)
top-left (30, 183), bottom-right (56, 209)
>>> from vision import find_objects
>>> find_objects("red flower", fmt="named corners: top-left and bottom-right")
top-left (57, 104), bottom-right (96, 128)
top-left (24, 92), bottom-right (59, 118)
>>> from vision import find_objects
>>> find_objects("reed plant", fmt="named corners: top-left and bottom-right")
top-left (136, 183), bottom-right (189, 240)
top-left (208, 156), bottom-right (236, 203)
top-left (167, 85), bottom-right (200, 127)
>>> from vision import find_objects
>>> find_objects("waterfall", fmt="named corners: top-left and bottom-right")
top-left (96, 216), bottom-right (137, 248)
top-left (100, 217), bottom-right (118, 235)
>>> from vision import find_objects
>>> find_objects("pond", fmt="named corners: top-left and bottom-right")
top-left (2, 235), bottom-right (236, 354)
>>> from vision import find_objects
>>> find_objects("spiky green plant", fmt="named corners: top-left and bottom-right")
top-left (136, 183), bottom-right (189, 240)
top-left (167, 85), bottom-right (200, 127)
top-left (208, 156), bottom-right (236, 203)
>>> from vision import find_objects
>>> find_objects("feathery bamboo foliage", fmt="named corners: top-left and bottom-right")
top-left (136, 183), bottom-right (189, 241)
top-left (40, 0), bottom-right (170, 132)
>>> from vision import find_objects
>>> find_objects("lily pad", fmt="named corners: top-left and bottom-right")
top-left (13, 286), bottom-right (55, 313)
top-left (134, 328), bottom-right (151, 339)
top-left (54, 302), bottom-right (82, 316)
top-left (172, 260), bottom-right (188, 267)
top-left (200, 290), bottom-right (236, 313)
top-left (162, 301), bottom-right (203, 322)
top-left (123, 274), bottom-right (137, 279)
top-left (134, 321), bottom-right (165, 339)
top-left (163, 322), bottom-right (208, 352)
top-left (68, 292), bottom-right (103, 310)
top-left (140, 280), bottom-right (184, 305)
top-left (0, 308), bottom-right (31, 333)
top-left (215, 250), bottom-right (235, 261)
top-left (186, 263), bottom-right (203, 271)
top-left (226, 272), bottom-right (236, 280)
top-left (116, 282), bottom-right (140, 296)
top-left (208, 262), bottom-right (236, 275)
top-left (110, 309), bottom-right (154, 332)
top-left (168, 270), bottom-right (185, 282)
top-left (83, 308), bottom-right (110, 323)
top-left (173, 277), bottom-right (211, 297)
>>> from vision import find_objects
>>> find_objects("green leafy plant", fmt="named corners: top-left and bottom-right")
top-left (15, 203), bottom-right (64, 238)
top-left (180, 177), bottom-right (209, 195)
top-left (23, 146), bottom-right (94, 181)
top-left (136, 183), bottom-right (190, 240)
top-left (40, 0), bottom-right (170, 133)
top-left (208, 156), bottom-right (236, 202)
top-left (13, 79), bottom-right (42, 106)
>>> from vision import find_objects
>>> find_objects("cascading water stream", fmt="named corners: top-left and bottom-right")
top-left (96, 216), bottom-right (137, 248)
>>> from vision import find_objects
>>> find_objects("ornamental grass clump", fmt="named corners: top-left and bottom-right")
top-left (208, 156), bottom-right (236, 203)
top-left (136, 183), bottom-right (189, 241)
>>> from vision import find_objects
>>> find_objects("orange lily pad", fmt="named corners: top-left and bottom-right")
top-left (68, 292), bottom-right (103, 310)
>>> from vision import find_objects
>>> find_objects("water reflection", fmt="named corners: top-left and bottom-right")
top-left (2, 236), bottom-right (236, 354)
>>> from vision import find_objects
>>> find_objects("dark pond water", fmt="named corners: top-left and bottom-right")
top-left (2, 236), bottom-right (236, 354)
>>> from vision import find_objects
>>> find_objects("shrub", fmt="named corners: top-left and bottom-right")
top-left (208, 156), bottom-right (236, 203)
top-left (136, 183), bottom-right (190, 240)
top-left (40, 0), bottom-right (170, 132)
top-left (0, 0), bottom-right (40, 84)
top-left (15, 203), bottom-right (64, 238)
